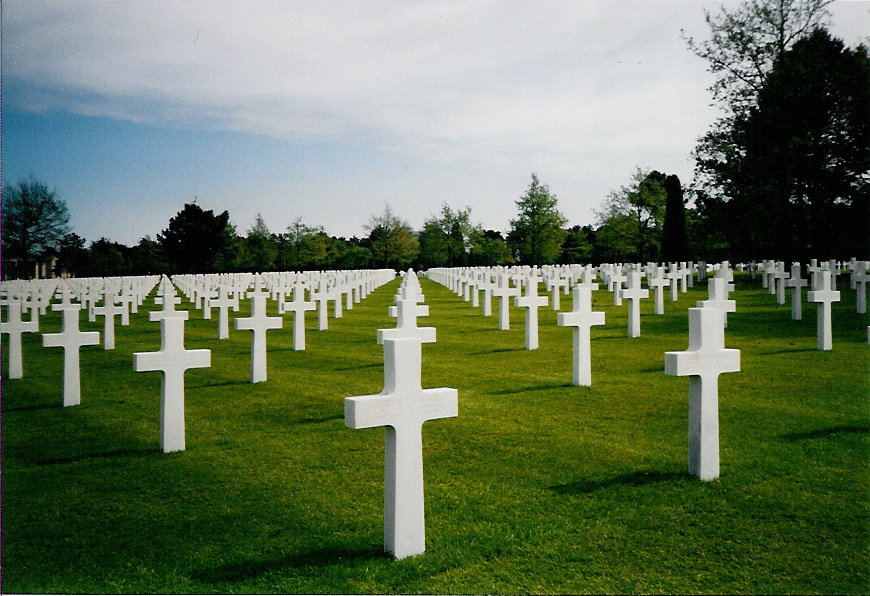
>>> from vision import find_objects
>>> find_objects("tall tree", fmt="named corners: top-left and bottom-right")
top-left (56, 232), bottom-right (88, 277)
top-left (507, 173), bottom-right (567, 265)
top-left (418, 204), bottom-right (478, 268)
top-left (2, 177), bottom-right (71, 279)
top-left (243, 213), bottom-right (278, 272)
top-left (595, 168), bottom-right (667, 263)
top-left (660, 175), bottom-right (689, 262)
top-left (365, 204), bottom-right (419, 270)
top-left (699, 29), bottom-right (869, 261)
top-left (158, 202), bottom-right (234, 273)
top-left (469, 229), bottom-right (514, 266)
top-left (559, 225), bottom-right (594, 264)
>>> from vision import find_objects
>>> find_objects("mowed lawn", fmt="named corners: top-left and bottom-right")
top-left (2, 273), bottom-right (868, 594)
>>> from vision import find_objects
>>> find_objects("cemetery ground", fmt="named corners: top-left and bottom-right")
top-left (3, 274), bottom-right (868, 595)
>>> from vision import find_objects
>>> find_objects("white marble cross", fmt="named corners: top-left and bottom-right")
top-left (379, 298), bottom-right (435, 345)
top-left (851, 262), bottom-right (868, 315)
top-left (312, 280), bottom-right (335, 331)
top-left (772, 262), bottom-right (789, 305)
top-left (622, 271), bottom-right (649, 338)
top-left (345, 331), bottom-right (457, 557)
top-left (283, 283), bottom-right (316, 350)
top-left (492, 274), bottom-right (520, 331)
top-left (210, 285), bottom-right (238, 339)
top-left (696, 277), bottom-right (736, 327)
top-left (92, 292), bottom-right (127, 350)
top-left (807, 271), bottom-right (841, 351)
top-left (557, 285), bottom-right (605, 386)
top-left (235, 285), bottom-right (283, 383)
top-left (2, 301), bottom-right (39, 379)
top-left (515, 272), bottom-right (548, 350)
top-left (648, 267), bottom-right (670, 315)
top-left (42, 299), bottom-right (101, 407)
top-left (785, 263), bottom-right (808, 320)
top-left (665, 306), bottom-right (740, 481)
top-left (547, 276), bottom-right (568, 311)
top-left (133, 302), bottom-right (211, 452)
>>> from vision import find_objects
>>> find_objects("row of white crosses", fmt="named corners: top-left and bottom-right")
top-left (345, 270), bottom-right (458, 559)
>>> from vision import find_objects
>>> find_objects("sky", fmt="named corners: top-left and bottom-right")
top-left (2, 1), bottom-right (868, 247)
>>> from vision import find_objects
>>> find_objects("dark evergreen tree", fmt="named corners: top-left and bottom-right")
top-left (158, 202), bottom-right (234, 273)
top-left (660, 175), bottom-right (689, 262)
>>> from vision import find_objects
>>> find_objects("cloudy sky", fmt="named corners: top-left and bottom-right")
top-left (3, 1), bottom-right (868, 246)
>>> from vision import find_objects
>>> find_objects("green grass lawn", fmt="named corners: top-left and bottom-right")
top-left (3, 273), bottom-right (868, 594)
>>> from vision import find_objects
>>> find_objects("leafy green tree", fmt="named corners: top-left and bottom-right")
top-left (418, 204), bottom-right (478, 268)
top-left (559, 225), bottom-right (594, 264)
top-left (468, 229), bottom-right (514, 266)
top-left (129, 235), bottom-right (168, 275)
top-left (660, 175), bottom-right (689, 262)
top-left (158, 202), bottom-right (235, 273)
top-left (595, 168), bottom-right (666, 263)
top-left (279, 218), bottom-right (329, 270)
top-left (243, 214), bottom-right (278, 271)
top-left (698, 29), bottom-right (869, 261)
top-left (507, 173), bottom-right (567, 265)
top-left (365, 204), bottom-right (419, 270)
top-left (56, 232), bottom-right (88, 277)
top-left (2, 177), bottom-right (71, 279)
top-left (83, 238), bottom-right (128, 277)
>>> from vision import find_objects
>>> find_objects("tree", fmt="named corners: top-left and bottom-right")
top-left (158, 202), bottom-right (234, 273)
top-left (660, 175), bottom-right (689, 262)
top-left (559, 225), bottom-right (594, 264)
top-left (83, 237), bottom-right (127, 277)
top-left (56, 232), bottom-right (88, 277)
top-left (129, 235), bottom-right (168, 275)
top-left (468, 229), bottom-right (514, 266)
top-left (242, 213), bottom-right (278, 271)
top-left (697, 29), bottom-right (869, 261)
top-left (595, 168), bottom-right (667, 263)
top-left (684, 0), bottom-right (833, 118)
top-left (417, 204), bottom-right (478, 268)
top-left (507, 173), bottom-right (567, 265)
top-left (365, 204), bottom-right (419, 270)
top-left (2, 177), bottom-right (71, 279)
top-left (278, 218), bottom-right (329, 270)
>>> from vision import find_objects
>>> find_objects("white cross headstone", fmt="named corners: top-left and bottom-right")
top-left (2, 301), bottom-right (39, 379)
top-left (807, 271), bottom-right (840, 351)
top-left (622, 271), bottom-right (649, 338)
top-left (648, 267), bottom-right (670, 315)
top-left (345, 282), bottom-right (457, 559)
top-left (235, 284), bottom-right (283, 383)
top-left (312, 280), bottom-right (335, 331)
top-left (92, 292), bottom-right (126, 350)
top-left (515, 272), bottom-right (548, 350)
top-left (696, 277), bottom-right (736, 327)
top-left (492, 274), bottom-right (520, 331)
top-left (664, 306), bottom-right (740, 481)
top-left (785, 263), bottom-right (808, 321)
top-left (283, 283), bottom-right (316, 350)
top-left (210, 285), bottom-right (238, 340)
top-left (851, 262), bottom-right (869, 315)
top-left (42, 299), bottom-right (101, 407)
top-left (133, 299), bottom-right (211, 453)
top-left (557, 285), bottom-right (605, 386)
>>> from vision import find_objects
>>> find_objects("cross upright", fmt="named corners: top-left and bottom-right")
top-left (311, 280), bottom-right (335, 331)
top-left (696, 277), bottom-right (736, 327)
top-left (2, 301), bottom-right (39, 379)
top-left (210, 285), bottom-right (238, 339)
top-left (42, 299), bottom-right (101, 407)
top-left (283, 283), bottom-right (316, 350)
top-left (785, 263), bottom-right (808, 320)
top-left (772, 262), bottom-right (789, 305)
top-left (92, 290), bottom-right (127, 350)
top-left (610, 268), bottom-right (626, 306)
top-left (622, 270), bottom-right (649, 338)
top-left (648, 267), bottom-right (670, 315)
top-left (851, 262), bottom-right (869, 314)
top-left (379, 298), bottom-right (435, 345)
top-left (345, 335), bottom-right (458, 559)
top-left (515, 271), bottom-right (548, 350)
top-left (547, 275), bottom-right (569, 311)
top-left (666, 264), bottom-right (680, 302)
top-left (807, 271), bottom-right (841, 350)
top-left (665, 306), bottom-right (740, 480)
top-left (492, 273), bottom-right (520, 331)
top-left (479, 273), bottom-right (494, 317)
top-left (235, 285), bottom-right (283, 383)
top-left (557, 284), bottom-right (605, 386)
top-left (133, 301), bottom-right (210, 452)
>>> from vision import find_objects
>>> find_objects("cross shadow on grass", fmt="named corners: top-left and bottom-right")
top-left (780, 425), bottom-right (870, 441)
top-left (2, 402), bottom-right (61, 412)
top-left (489, 382), bottom-right (575, 395)
top-left (469, 348), bottom-right (523, 356)
top-left (193, 545), bottom-right (387, 584)
top-left (32, 448), bottom-right (157, 467)
top-left (549, 470), bottom-right (690, 494)
top-left (295, 414), bottom-right (344, 425)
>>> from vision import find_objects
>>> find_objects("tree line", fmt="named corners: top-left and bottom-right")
top-left (2, 0), bottom-right (866, 280)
